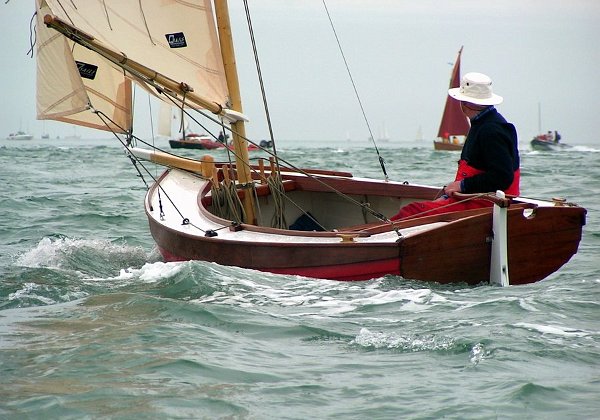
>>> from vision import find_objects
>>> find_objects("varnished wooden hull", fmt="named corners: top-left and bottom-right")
top-left (433, 140), bottom-right (463, 151)
top-left (149, 220), bottom-right (402, 281)
top-left (400, 206), bottom-right (585, 285)
top-left (144, 168), bottom-right (586, 285)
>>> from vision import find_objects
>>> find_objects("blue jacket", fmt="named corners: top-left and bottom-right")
top-left (460, 107), bottom-right (520, 193)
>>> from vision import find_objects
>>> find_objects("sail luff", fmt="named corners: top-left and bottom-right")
top-left (436, 46), bottom-right (470, 138)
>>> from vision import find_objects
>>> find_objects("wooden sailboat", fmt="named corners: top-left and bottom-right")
top-left (34, 2), bottom-right (586, 286)
top-left (433, 47), bottom-right (470, 151)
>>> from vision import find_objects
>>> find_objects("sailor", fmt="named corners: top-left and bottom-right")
top-left (392, 72), bottom-right (520, 220)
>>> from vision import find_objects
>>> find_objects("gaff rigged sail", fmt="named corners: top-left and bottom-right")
top-left (437, 46), bottom-right (470, 139)
top-left (35, 0), bottom-right (229, 134)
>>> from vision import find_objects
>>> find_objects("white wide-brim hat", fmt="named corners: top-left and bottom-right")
top-left (448, 72), bottom-right (503, 105)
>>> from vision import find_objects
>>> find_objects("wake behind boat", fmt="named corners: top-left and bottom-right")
top-left (433, 47), bottom-right (470, 151)
top-left (33, 1), bottom-right (586, 286)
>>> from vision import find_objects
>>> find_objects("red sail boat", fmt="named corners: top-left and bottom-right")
top-left (433, 46), bottom-right (470, 151)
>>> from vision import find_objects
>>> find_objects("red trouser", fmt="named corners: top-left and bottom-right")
top-left (390, 196), bottom-right (492, 220)
top-left (391, 160), bottom-right (520, 220)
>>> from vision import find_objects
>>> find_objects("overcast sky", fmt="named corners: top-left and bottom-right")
top-left (1, 0), bottom-right (599, 144)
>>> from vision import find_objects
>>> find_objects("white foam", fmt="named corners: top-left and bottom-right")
top-left (351, 327), bottom-right (455, 351)
top-left (469, 343), bottom-right (485, 365)
top-left (16, 236), bottom-right (146, 270)
top-left (570, 145), bottom-right (599, 152)
top-left (103, 261), bottom-right (187, 284)
top-left (8, 282), bottom-right (55, 305)
top-left (514, 322), bottom-right (591, 337)
top-left (518, 297), bottom-right (539, 312)
top-left (16, 237), bottom-right (61, 268)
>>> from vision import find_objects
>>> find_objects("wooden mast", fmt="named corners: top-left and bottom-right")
top-left (214, 0), bottom-right (257, 225)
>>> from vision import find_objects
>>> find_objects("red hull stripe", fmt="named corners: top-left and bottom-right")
top-left (158, 247), bottom-right (400, 281)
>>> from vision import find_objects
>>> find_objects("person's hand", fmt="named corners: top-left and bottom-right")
top-left (444, 180), bottom-right (462, 197)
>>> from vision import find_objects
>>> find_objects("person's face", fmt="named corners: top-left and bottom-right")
top-left (460, 101), bottom-right (486, 118)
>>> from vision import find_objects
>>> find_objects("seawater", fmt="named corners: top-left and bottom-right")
top-left (1, 137), bottom-right (599, 419)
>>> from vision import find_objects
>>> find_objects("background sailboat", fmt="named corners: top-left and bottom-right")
top-left (433, 46), bottom-right (470, 151)
top-left (377, 122), bottom-right (390, 142)
top-left (530, 102), bottom-right (568, 151)
top-left (415, 125), bottom-right (424, 141)
top-left (6, 130), bottom-right (33, 140)
top-left (6, 119), bottom-right (33, 140)
top-left (159, 103), bottom-right (224, 150)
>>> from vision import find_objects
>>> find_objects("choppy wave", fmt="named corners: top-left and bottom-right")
top-left (16, 236), bottom-right (151, 276)
top-left (1, 139), bottom-right (599, 418)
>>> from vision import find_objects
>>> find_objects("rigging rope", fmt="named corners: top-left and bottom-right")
top-left (153, 89), bottom-right (383, 224)
top-left (60, 21), bottom-right (394, 231)
top-left (210, 171), bottom-right (245, 224)
top-left (94, 81), bottom-right (392, 231)
top-left (93, 109), bottom-right (213, 233)
top-left (35, 1), bottom-right (402, 232)
top-left (27, 11), bottom-right (36, 57)
top-left (267, 173), bottom-right (288, 229)
top-left (321, 0), bottom-right (389, 181)
top-left (242, 0), bottom-right (280, 165)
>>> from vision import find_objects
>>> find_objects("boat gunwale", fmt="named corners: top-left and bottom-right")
top-left (145, 168), bottom-right (574, 242)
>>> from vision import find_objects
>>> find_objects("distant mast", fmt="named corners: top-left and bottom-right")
top-left (538, 102), bottom-right (542, 133)
top-left (437, 46), bottom-right (470, 139)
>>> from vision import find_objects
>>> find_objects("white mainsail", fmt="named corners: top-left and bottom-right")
top-left (36, 0), bottom-right (229, 134)
top-left (158, 102), bottom-right (175, 138)
top-left (158, 103), bottom-right (192, 139)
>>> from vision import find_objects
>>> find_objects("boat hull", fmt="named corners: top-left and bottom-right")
top-left (150, 205), bottom-right (584, 285)
top-left (530, 138), bottom-right (570, 151)
top-left (169, 139), bottom-right (223, 150)
top-left (150, 221), bottom-right (401, 281)
top-left (400, 205), bottom-right (585, 285)
top-left (6, 134), bottom-right (34, 140)
top-left (143, 168), bottom-right (586, 285)
top-left (169, 139), bottom-right (259, 151)
top-left (433, 140), bottom-right (463, 151)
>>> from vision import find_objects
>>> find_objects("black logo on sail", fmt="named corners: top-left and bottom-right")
top-left (75, 61), bottom-right (98, 80)
top-left (165, 32), bottom-right (187, 48)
